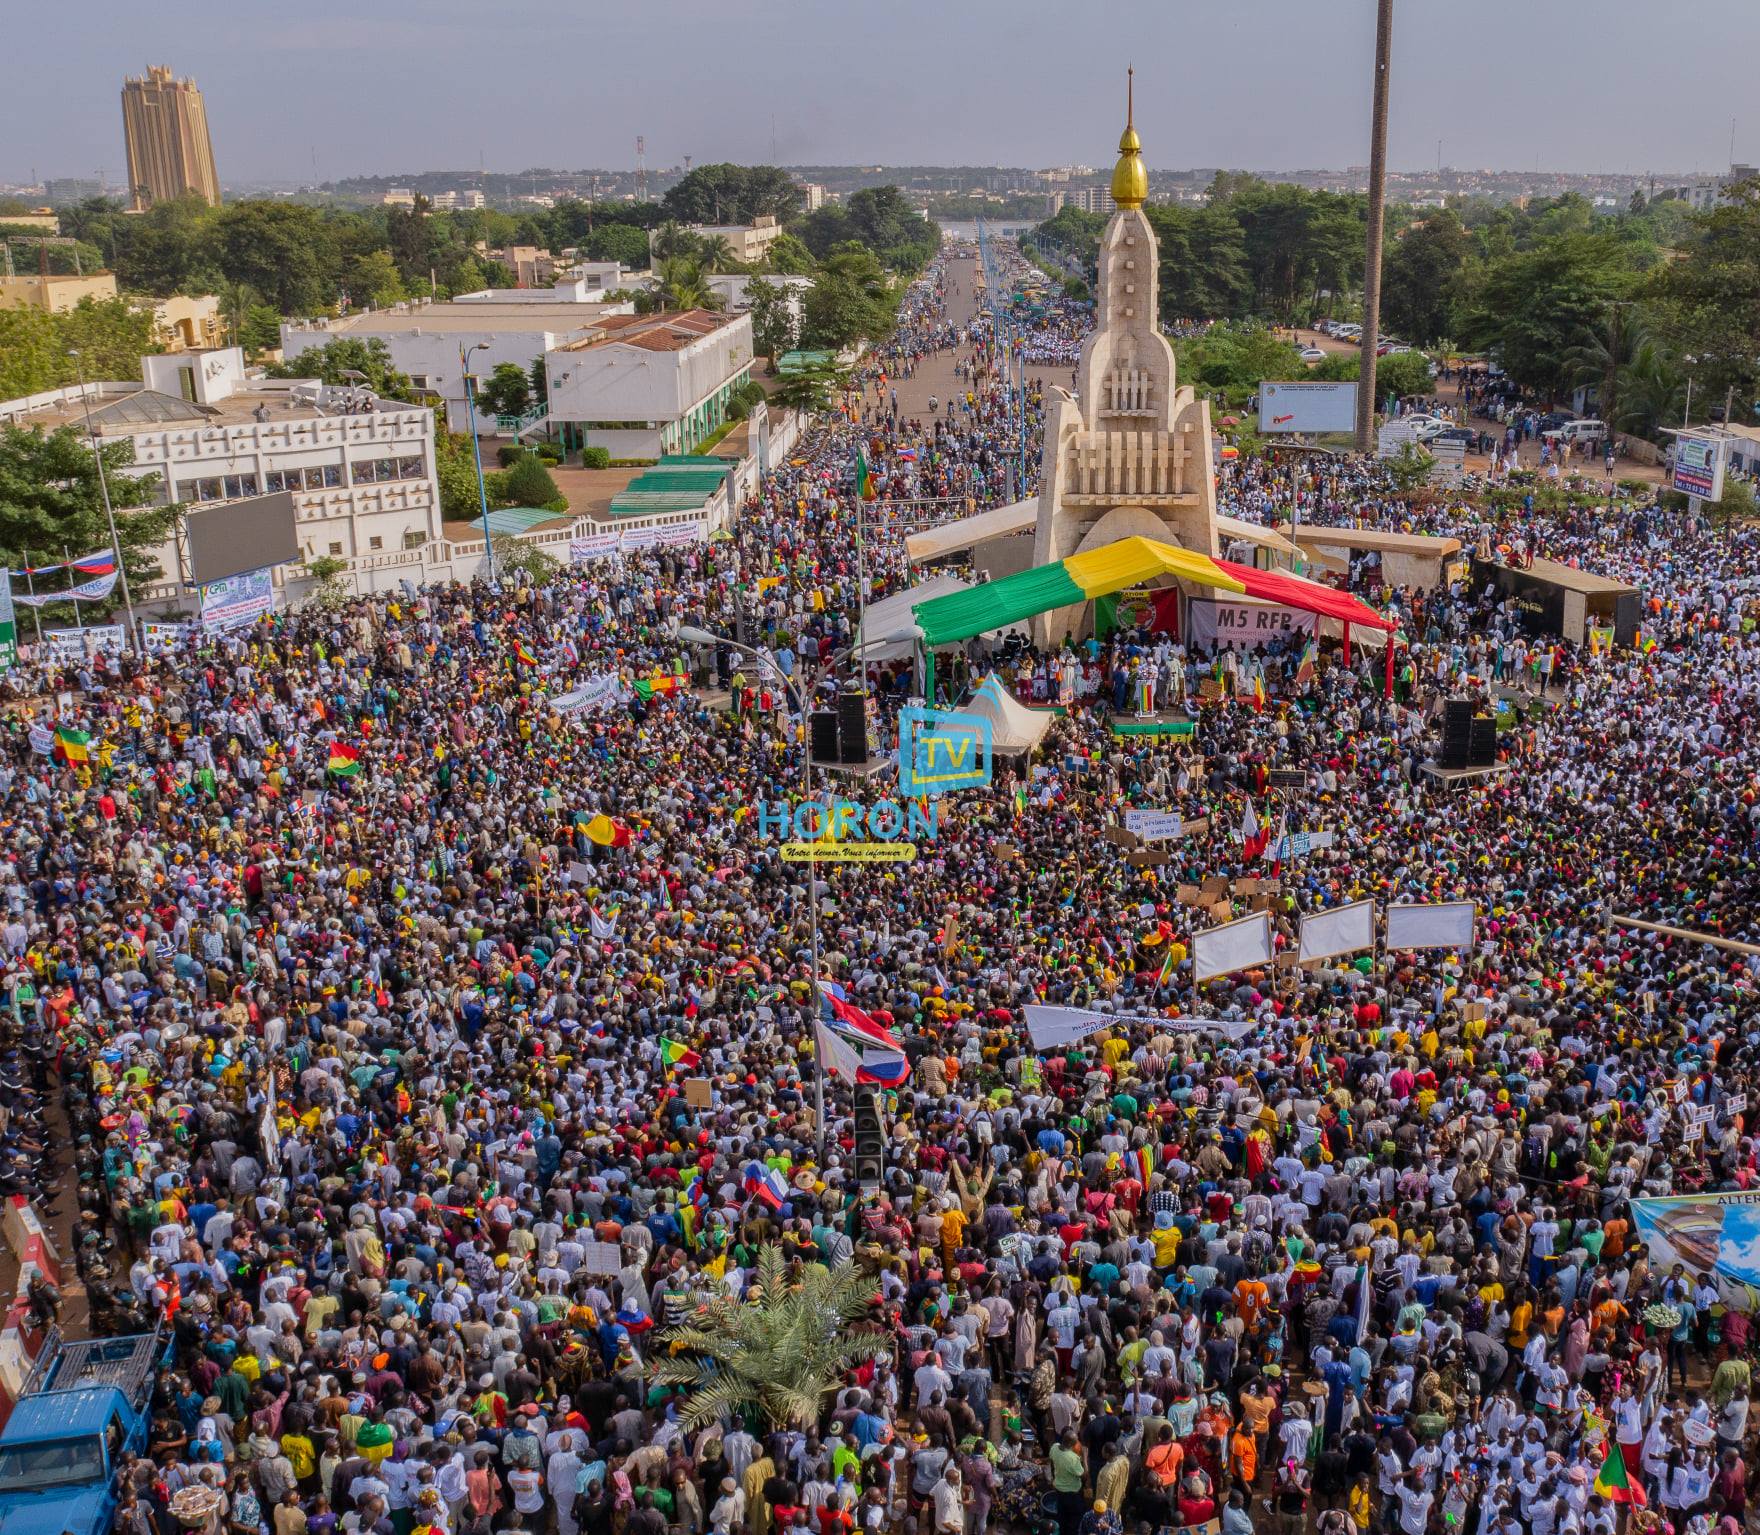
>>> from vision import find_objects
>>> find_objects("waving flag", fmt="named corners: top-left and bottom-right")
top-left (589, 907), bottom-right (618, 942)
top-left (327, 742), bottom-right (362, 777)
top-left (1593, 1443), bottom-right (1645, 1507)
top-left (53, 726), bottom-right (91, 764)
top-left (512, 639), bottom-right (540, 668)
top-left (819, 979), bottom-right (902, 1051)
top-left (1294, 639), bottom-right (1318, 688)
top-left (658, 1037), bottom-right (701, 1070)
top-left (1239, 798), bottom-right (1268, 862)
top-left (742, 1161), bottom-right (789, 1210)
top-left (70, 550), bottom-right (118, 576)
top-left (854, 447), bottom-right (877, 501)
top-left (856, 1047), bottom-right (911, 1088)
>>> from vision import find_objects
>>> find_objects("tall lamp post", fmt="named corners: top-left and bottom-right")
top-left (460, 342), bottom-right (497, 584)
top-left (67, 349), bottom-right (139, 654)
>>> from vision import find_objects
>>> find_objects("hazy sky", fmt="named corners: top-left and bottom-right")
top-left (8, 0), bottom-right (1756, 186)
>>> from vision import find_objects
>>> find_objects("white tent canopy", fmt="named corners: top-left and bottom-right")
top-left (966, 673), bottom-right (1055, 756)
top-left (854, 573), bottom-right (973, 662)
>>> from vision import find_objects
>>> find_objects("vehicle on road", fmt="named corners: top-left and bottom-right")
top-left (1543, 418), bottom-right (1607, 446)
top-left (0, 1327), bottom-right (168, 1535)
top-left (1298, 346), bottom-right (1327, 362)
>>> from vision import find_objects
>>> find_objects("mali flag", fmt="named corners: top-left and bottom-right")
top-left (633, 674), bottom-right (684, 701)
top-left (854, 447), bottom-right (877, 502)
top-left (658, 1037), bottom-right (701, 1070)
top-left (327, 742), bottom-right (363, 777)
top-left (53, 727), bottom-right (91, 764)
top-left (512, 639), bottom-right (539, 667)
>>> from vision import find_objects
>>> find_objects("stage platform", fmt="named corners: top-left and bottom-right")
top-left (1419, 759), bottom-right (1512, 788)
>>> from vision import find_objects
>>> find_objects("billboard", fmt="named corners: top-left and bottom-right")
top-left (200, 567), bottom-right (276, 632)
top-left (1672, 431), bottom-right (1727, 502)
top-left (1631, 1191), bottom-right (1760, 1312)
top-left (1259, 380), bottom-right (1357, 434)
top-left (186, 490), bottom-right (301, 586)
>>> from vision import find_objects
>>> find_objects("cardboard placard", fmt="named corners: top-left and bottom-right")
top-left (1275, 952), bottom-right (1304, 968)
top-left (1128, 848), bottom-right (1168, 867)
top-left (1200, 876), bottom-right (1229, 898)
top-left (1182, 816), bottom-right (1211, 838)
top-left (1198, 679), bottom-right (1223, 701)
top-left (1177, 884), bottom-right (1204, 907)
top-left (684, 1078), bottom-right (713, 1108)
top-left (1461, 1001), bottom-right (1487, 1022)
top-left (1103, 825), bottom-right (1140, 849)
top-left (1235, 877), bottom-right (1261, 895)
top-left (1209, 900), bottom-right (1234, 924)
top-left (581, 1240), bottom-right (625, 1275)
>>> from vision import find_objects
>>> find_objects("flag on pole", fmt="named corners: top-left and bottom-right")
top-left (512, 639), bottom-right (539, 667)
top-left (1239, 798), bottom-right (1269, 862)
top-left (633, 673), bottom-right (685, 701)
top-left (1592, 1443), bottom-right (1645, 1507)
top-left (742, 1161), bottom-right (789, 1209)
top-left (1294, 639), bottom-right (1318, 688)
top-left (658, 1037), bottom-right (701, 1070)
top-left (1135, 1146), bottom-right (1155, 1190)
top-left (53, 726), bottom-right (91, 764)
top-left (854, 447), bottom-right (877, 502)
top-left (855, 1046), bottom-right (911, 1087)
top-left (1252, 671), bottom-right (1267, 713)
top-left (326, 741), bottom-right (362, 777)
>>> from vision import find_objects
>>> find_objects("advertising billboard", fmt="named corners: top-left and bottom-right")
top-left (186, 490), bottom-right (301, 586)
top-left (1258, 380), bottom-right (1357, 434)
top-left (1672, 431), bottom-right (1728, 502)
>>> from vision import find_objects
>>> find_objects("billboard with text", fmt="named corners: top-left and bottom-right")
top-left (1259, 380), bottom-right (1357, 434)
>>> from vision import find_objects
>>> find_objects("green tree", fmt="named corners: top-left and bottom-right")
top-left (109, 195), bottom-right (221, 296)
top-left (765, 232), bottom-right (817, 276)
top-left (769, 366), bottom-right (845, 415)
top-left (1380, 210), bottom-right (1469, 345)
top-left (498, 453), bottom-right (562, 510)
top-left (744, 276), bottom-right (797, 364)
top-left (213, 201), bottom-right (340, 314)
top-left (241, 305), bottom-right (284, 356)
top-left (583, 224), bottom-right (650, 268)
top-left (1173, 324), bottom-right (1303, 405)
top-left (0, 298), bottom-right (157, 400)
top-left (1146, 204), bottom-right (1251, 321)
top-left (1457, 234), bottom-right (1630, 399)
top-left (647, 1246), bottom-right (890, 1430)
top-left (0, 427), bottom-right (176, 603)
top-left (655, 256), bottom-right (719, 313)
top-left (1648, 180), bottom-right (1760, 424)
top-left (433, 418), bottom-right (486, 522)
top-left (1610, 339), bottom-right (1686, 440)
top-left (1385, 441), bottom-right (1436, 493)
top-left (1314, 347), bottom-right (1434, 402)
top-left (271, 337), bottom-right (411, 400)
top-left (801, 246), bottom-right (893, 349)
top-left (343, 249), bottom-right (407, 309)
top-left (491, 532), bottom-right (562, 586)
top-left (651, 220), bottom-right (693, 261)
top-left (302, 554), bottom-right (353, 612)
top-left (479, 362), bottom-right (532, 418)
top-left (662, 164), bottom-right (804, 226)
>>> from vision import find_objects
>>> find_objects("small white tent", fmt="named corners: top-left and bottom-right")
top-left (966, 673), bottom-right (1054, 756)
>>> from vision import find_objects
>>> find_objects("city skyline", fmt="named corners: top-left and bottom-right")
top-left (4, 0), bottom-right (1757, 190)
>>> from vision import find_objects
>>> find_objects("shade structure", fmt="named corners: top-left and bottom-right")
top-left (1214, 558), bottom-right (1395, 631)
top-left (966, 674), bottom-right (1055, 756)
top-left (855, 573), bottom-right (975, 662)
top-left (912, 536), bottom-right (1244, 648)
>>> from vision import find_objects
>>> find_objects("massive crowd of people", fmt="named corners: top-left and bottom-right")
top-left (0, 242), bottom-right (1757, 1535)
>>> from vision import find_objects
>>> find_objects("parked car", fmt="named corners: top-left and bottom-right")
top-left (1543, 418), bottom-right (1607, 446)
top-left (1434, 427), bottom-right (1479, 448)
top-left (1299, 346), bottom-right (1327, 362)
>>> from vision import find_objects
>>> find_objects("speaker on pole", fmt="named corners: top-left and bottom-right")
top-left (809, 710), bottom-right (839, 765)
top-left (837, 686), bottom-right (869, 765)
top-left (852, 1085), bottom-right (885, 1190)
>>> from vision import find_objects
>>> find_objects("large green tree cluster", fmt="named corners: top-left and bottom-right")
top-left (0, 298), bottom-right (158, 401)
top-left (662, 164), bottom-right (804, 226)
top-left (795, 187), bottom-right (939, 273)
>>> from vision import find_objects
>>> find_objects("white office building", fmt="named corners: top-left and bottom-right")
top-left (0, 347), bottom-right (447, 601)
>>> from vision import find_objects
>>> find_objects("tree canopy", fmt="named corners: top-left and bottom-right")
top-left (662, 164), bottom-right (804, 226)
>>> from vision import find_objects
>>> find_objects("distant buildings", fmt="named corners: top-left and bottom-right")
top-left (799, 183), bottom-right (826, 211)
top-left (143, 294), bottom-right (224, 352)
top-left (660, 216), bottom-right (783, 264)
top-left (43, 178), bottom-right (103, 207)
top-left (380, 188), bottom-right (418, 208)
top-left (430, 189), bottom-right (485, 211)
top-left (121, 66), bottom-right (221, 209)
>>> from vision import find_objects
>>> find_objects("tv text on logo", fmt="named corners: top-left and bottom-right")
top-left (897, 707), bottom-right (993, 797)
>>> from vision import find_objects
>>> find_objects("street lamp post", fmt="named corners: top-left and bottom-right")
top-left (679, 625), bottom-right (829, 1158)
top-left (67, 349), bottom-right (139, 655)
top-left (460, 342), bottom-right (497, 585)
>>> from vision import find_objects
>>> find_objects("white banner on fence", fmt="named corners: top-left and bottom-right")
top-left (1123, 809), bottom-right (1183, 842)
top-left (45, 625), bottom-right (126, 658)
top-left (1386, 900), bottom-right (1477, 952)
top-left (550, 673), bottom-right (626, 716)
top-left (1192, 910), bottom-right (1275, 981)
top-left (621, 525), bottom-right (662, 551)
top-left (570, 533), bottom-right (622, 563)
top-left (1297, 899), bottom-right (1375, 963)
top-left (1190, 599), bottom-right (1317, 651)
top-left (15, 570), bottom-right (117, 607)
top-left (200, 566), bottom-right (275, 632)
top-left (1023, 1005), bottom-right (1254, 1051)
top-left (657, 520), bottom-right (706, 546)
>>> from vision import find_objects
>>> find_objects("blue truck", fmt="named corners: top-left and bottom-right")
top-left (0, 1325), bottom-right (168, 1535)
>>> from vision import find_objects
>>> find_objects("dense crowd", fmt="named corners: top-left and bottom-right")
top-left (0, 245), bottom-right (1756, 1535)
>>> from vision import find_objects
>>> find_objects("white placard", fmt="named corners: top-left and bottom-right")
top-left (1385, 901), bottom-right (1476, 952)
top-left (816, 1021), bottom-right (863, 1085)
top-left (1192, 911), bottom-right (1274, 981)
top-left (1683, 1120), bottom-right (1705, 1143)
top-left (565, 860), bottom-right (595, 886)
top-left (551, 673), bottom-right (626, 716)
top-left (1124, 809), bottom-right (1183, 842)
top-left (1674, 1080), bottom-right (1690, 1104)
top-left (201, 567), bottom-right (276, 632)
top-left (1298, 899), bottom-right (1376, 963)
top-left (27, 724), bottom-right (53, 756)
top-left (1271, 830), bottom-right (1335, 860)
top-left (581, 1240), bottom-right (625, 1275)
top-left (1727, 1093), bottom-right (1748, 1116)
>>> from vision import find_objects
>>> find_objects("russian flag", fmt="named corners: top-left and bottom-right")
top-left (71, 550), bottom-right (117, 576)
top-left (896, 448), bottom-right (918, 462)
top-left (819, 980), bottom-right (903, 1051)
top-left (856, 1047), bottom-right (911, 1088)
top-left (742, 1161), bottom-right (789, 1210)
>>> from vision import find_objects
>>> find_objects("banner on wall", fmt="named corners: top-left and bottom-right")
top-left (1386, 900), bottom-right (1476, 952)
top-left (45, 625), bottom-right (125, 658)
top-left (569, 533), bottom-right (621, 563)
top-left (1190, 599), bottom-right (1316, 651)
top-left (142, 621), bottom-right (197, 653)
top-left (1022, 1005), bottom-right (1255, 1052)
top-left (1631, 1193), bottom-right (1760, 1313)
top-left (200, 566), bottom-right (275, 632)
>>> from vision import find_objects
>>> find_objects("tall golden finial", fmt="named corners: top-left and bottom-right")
top-left (1111, 65), bottom-right (1147, 210)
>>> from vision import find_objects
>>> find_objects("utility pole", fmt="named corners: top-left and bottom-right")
top-left (1355, 0), bottom-right (1394, 453)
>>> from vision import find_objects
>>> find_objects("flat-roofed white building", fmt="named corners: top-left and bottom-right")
top-left (543, 309), bottom-right (753, 459)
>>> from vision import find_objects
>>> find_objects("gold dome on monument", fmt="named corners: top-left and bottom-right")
top-left (1110, 65), bottom-right (1147, 209)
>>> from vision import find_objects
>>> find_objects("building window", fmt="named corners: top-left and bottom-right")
top-left (197, 477), bottom-right (223, 501)
top-left (399, 455), bottom-right (423, 480)
top-left (403, 531), bottom-right (428, 549)
top-left (327, 542), bottom-right (343, 556)
top-left (368, 536), bottom-right (384, 551)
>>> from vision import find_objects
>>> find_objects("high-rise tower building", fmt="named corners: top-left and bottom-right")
top-left (121, 65), bottom-right (221, 209)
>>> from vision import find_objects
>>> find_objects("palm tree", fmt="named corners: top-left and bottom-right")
top-left (655, 256), bottom-right (721, 314)
top-left (1562, 304), bottom-right (1642, 428)
top-left (216, 280), bottom-right (262, 350)
top-left (647, 1245), bottom-right (890, 1430)
top-left (1612, 340), bottom-right (1685, 441)
top-left (697, 234), bottom-right (736, 271)
top-left (652, 220), bottom-right (692, 262)
top-left (769, 365), bottom-right (848, 416)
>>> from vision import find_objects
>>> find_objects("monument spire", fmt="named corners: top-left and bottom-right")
top-left (1110, 65), bottom-right (1147, 210)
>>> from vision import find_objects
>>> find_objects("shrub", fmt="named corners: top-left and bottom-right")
top-left (536, 443), bottom-right (563, 465)
top-left (501, 453), bottom-right (561, 508)
top-left (580, 446), bottom-right (612, 470)
top-left (497, 445), bottom-right (523, 468)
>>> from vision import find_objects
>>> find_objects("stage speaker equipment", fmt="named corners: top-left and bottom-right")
top-left (837, 686), bottom-right (869, 765)
top-left (1468, 717), bottom-right (1497, 768)
top-left (810, 710), bottom-right (839, 765)
top-left (1440, 699), bottom-right (1472, 770)
top-left (852, 1085), bottom-right (886, 1189)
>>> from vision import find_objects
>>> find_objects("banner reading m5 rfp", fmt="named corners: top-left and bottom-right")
top-left (898, 706), bottom-right (993, 797)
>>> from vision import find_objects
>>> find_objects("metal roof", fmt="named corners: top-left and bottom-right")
top-left (3, 1386), bottom-right (119, 1438)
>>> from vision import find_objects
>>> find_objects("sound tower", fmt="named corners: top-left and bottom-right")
top-left (809, 710), bottom-right (839, 765)
top-left (1440, 699), bottom-right (1472, 770)
top-left (837, 686), bottom-right (869, 765)
top-left (852, 1084), bottom-right (885, 1189)
top-left (1468, 716), bottom-right (1497, 768)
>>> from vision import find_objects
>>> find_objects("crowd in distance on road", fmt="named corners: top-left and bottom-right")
top-left (1, 239), bottom-right (1758, 1535)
